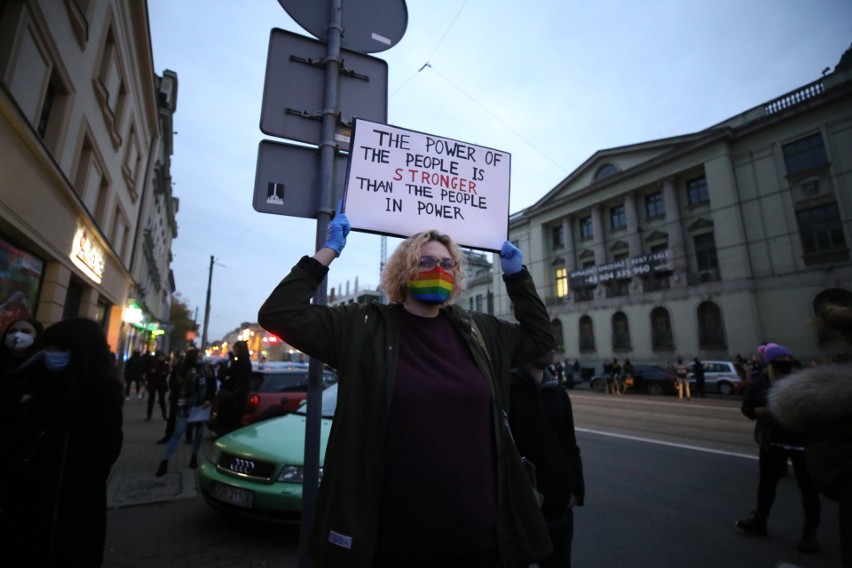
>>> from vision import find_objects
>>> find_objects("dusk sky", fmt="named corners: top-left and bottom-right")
top-left (148, 0), bottom-right (852, 342)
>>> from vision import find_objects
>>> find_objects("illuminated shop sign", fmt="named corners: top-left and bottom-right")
top-left (70, 225), bottom-right (105, 284)
top-left (569, 250), bottom-right (672, 289)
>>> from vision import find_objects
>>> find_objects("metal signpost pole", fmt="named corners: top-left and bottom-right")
top-left (300, 1), bottom-right (341, 565)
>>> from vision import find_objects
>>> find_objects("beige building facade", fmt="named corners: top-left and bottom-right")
top-left (0, 0), bottom-right (177, 358)
top-left (495, 46), bottom-right (852, 368)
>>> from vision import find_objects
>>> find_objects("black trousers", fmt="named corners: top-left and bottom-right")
top-left (539, 507), bottom-right (574, 568)
top-left (755, 446), bottom-right (821, 531)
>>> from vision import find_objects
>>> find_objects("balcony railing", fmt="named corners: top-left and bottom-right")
top-left (643, 275), bottom-right (671, 292)
top-left (687, 269), bottom-right (721, 286)
top-left (573, 289), bottom-right (594, 302)
top-left (803, 248), bottom-right (850, 267)
top-left (764, 80), bottom-right (824, 115)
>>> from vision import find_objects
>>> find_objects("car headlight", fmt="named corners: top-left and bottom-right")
top-left (277, 466), bottom-right (324, 483)
top-left (207, 447), bottom-right (221, 465)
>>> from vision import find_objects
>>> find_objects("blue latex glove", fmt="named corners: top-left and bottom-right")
top-left (500, 240), bottom-right (523, 275)
top-left (324, 201), bottom-right (351, 256)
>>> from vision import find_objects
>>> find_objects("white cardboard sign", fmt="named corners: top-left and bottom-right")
top-left (343, 118), bottom-right (511, 252)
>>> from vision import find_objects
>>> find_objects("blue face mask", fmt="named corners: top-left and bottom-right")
top-left (44, 351), bottom-right (71, 372)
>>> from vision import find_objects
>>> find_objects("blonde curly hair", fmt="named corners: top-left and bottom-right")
top-left (381, 230), bottom-right (467, 305)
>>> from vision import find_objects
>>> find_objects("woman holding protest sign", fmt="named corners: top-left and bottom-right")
top-left (258, 203), bottom-right (554, 567)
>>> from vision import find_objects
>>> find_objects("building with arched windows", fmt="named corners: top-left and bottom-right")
top-left (492, 45), bottom-right (852, 368)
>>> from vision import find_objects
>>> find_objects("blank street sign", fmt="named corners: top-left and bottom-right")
top-left (253, 140), bottom-right (350, 219)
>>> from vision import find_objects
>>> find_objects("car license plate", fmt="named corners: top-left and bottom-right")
top-left (212, 482), bottom-right (254, 509)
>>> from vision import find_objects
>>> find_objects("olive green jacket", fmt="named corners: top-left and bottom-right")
top-left (258, 255), bottom-right (555, 567)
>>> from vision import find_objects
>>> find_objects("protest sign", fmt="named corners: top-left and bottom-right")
top-left (343, 118), bottom-right (511, 252)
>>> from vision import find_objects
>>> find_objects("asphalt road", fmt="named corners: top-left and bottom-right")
top-left (101, 387), bottom-right (843, 567)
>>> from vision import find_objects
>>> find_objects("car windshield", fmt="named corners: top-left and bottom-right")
top-left (295, 382), bottom-right (338, 419)
top-left (251, 371), bottom-right (336, 393)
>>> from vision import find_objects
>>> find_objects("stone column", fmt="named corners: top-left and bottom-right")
top-left (590, 205), bottom-right (606, 265)
top-left (562, 216), bottom-right (575, 273)
top-left (662, 178), bottom-right (688, 277)
top-left (623, 192), bottom-right (642, 258)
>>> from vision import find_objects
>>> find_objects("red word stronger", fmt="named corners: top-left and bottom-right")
top-left (393, 168), bottom-right (477, 193)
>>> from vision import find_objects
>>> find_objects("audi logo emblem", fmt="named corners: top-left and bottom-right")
top-left (228, 458), bottom-right (256, 475)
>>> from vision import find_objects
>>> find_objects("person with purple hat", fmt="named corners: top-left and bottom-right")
top-left (735, 342), bottom-right (822, 554)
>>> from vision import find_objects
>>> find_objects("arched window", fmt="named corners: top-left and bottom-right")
top-left (813, 288), bottom-right (852, 345)
top-left (651, 307), bottom-right (673, 349)
top-left (551, 318), bottom-right (564, 352)
top-left (698, 302), bottom-right (726, 348)
top-left (612, 311), bottom-right (630, 349)
top-left (579, 315), bottom-right (595, 351)
top-left (594, 163), bottom-right (618, 180)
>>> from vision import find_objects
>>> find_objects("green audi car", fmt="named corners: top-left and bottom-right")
top-left (196, 383), bottom-right (337, 523)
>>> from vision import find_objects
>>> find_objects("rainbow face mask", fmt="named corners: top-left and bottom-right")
top-left (408, 266), bottom-right (455, 304)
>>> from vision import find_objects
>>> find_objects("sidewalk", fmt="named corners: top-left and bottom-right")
top-left (106, 393), bottom-right (202, 508)
top-left (102, 394), bottom-right (302, 568)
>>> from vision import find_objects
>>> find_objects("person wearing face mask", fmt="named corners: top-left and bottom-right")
top-left (508, 351), bottom-right (585, 568)
top-left (257, 204), bottom-right (555, 567)
top-left (0, 317), bottom-right (123, 566)
top-left (0, 318), bottom-right (45, 509)
top-left (735, 342), bottom-right (821, 554)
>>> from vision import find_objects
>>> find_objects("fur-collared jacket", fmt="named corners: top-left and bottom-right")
top-left (767, 363), bottom-right (852, 502)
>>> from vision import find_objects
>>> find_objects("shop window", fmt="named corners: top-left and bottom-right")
top-left (63, 279), bottom-right (84, 320)
top-left (698, 302), bottom-right (726, 348)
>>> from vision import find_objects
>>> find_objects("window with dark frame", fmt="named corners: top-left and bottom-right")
top-left (783, 133), bottom-right (828, 177)
top-left (686, 176), bottom-right (709, 206)
top-left (612, 312), bottom-right (630, 349)
top-left (551, 225), bottom-right (564, 248)
top-left (651, 307), bottom-right (673, 348)
top-left (796, 202), bottom-right (847, 255)
top-left (552, 319), bottom-right (564, 352)
top-left (645, 192), bottom-right (665, 218)
top-left (579, 316), bottom-right (595, 351)
top-left (579, 216), bottom-right (592, 240)
top-left (610, 205), bottom-right (626, 230)
top-left (698, 302), bottom-right (726, 348)
top-left (694, 233), bottom-right (718, 271)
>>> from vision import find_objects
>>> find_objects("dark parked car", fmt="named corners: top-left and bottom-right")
top-left (209, 362), bottom-right (337, 436)
top-left (589, 364), bottom-right (678, 395)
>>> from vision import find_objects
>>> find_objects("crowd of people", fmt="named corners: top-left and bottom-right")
top-left (1, 214), bottom-right (849, 567)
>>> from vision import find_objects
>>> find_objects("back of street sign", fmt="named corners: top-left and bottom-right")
top-left (260, 28), bottom-right (388, 152)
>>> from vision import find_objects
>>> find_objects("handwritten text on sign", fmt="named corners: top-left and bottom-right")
top-left (343, 118), bottom-right (511, 252)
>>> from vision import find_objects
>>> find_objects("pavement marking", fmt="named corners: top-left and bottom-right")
top-left (107, 470), bottom-right (198, 508)
top-left (576, 427), bottom-right (758, 460)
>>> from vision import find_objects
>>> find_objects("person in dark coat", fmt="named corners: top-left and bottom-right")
top-left (123, 349), bottom-right (145, 399)
top-left (214, 340), bottom-right (252, 435)
top-left (736, 342), bottom-right (821, 554)
top-left (692, 357), bottom-right (706, 397)
top-left (1, 317), bottom-right (124, 566)
top-left (509, 351), bottom-right (585, 568)
top-left (145, 351), bottom-right (170, 421)
top-left (769, 304), bottom-right (852, 567)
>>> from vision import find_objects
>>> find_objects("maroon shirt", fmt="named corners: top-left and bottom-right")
top-left (375, 309), bottom-right (497, 557)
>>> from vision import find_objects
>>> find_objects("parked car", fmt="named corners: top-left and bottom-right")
top-left (198, 382), bottom-right (338, 523)
top-left (687, 360), bottom-right (743, 395)
top-left (589, 364), bottom-right (678, 395)
top-left (209, 362), bottom-right (336, 436)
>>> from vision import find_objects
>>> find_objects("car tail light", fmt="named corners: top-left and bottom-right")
top-left (247, 394), bottom-right (260, 409)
